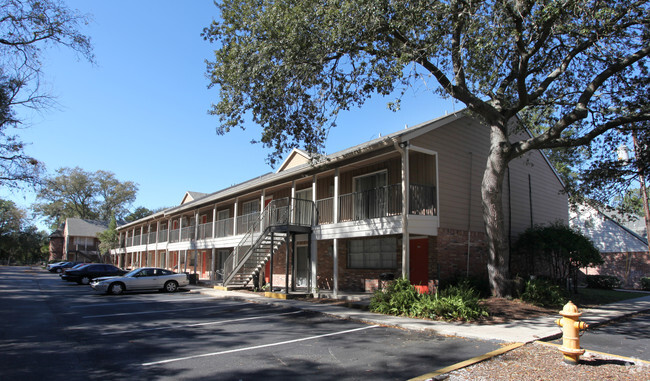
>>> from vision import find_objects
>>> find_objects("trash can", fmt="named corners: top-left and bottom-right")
top-left (188, 273), bottom-right (198, 285)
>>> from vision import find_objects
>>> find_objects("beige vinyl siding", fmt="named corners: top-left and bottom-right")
top-left (411, 116), bottom-right (488, 232)
top-left (411, 115), bottom-right (567, 235)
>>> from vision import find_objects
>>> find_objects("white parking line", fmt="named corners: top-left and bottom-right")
top-left (142, 325), bottom-right (380, 366)
top-left (102, 310), bottom-right (302, 335)
top-left (84, 305), bottom-right (222, 318)
top-left (70, 296), bottom-right (223, 309)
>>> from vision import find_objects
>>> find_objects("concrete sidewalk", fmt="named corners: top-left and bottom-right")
top-left (186, 285), bottom-right (650, 343)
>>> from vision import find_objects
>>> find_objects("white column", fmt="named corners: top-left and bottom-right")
top-left (212, 204), bottom-right (217, 238)
top-left (333, 168), bottom-right (339, 297)
top-left (233, 198), bottom-right (239, 235)
top-left (401, 143), bottom-right (410, 279)
top-left (311, 175), bottom-right (318, 293)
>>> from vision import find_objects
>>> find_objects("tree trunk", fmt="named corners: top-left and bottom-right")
top-left (481, 127), bottom-right (511, 297)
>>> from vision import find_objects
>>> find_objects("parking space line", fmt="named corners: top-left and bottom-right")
top-left (142, 325), bottom-right (379, 367)
top-left (70, 296), bottom-right (224, 309)
top-left (102, 310), bottom-right (302, 335)
top-left (84, 305), bottom-right (222, 318)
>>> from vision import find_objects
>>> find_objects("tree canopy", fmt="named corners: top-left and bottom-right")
top-left (204, 0), bottom-right (649, 296)
top-left (35, 167), bottom-right (138, 227)
top-left (0, 0), bottom-right (93, 189)
top-left (0, 198), bottom-right (46, 264)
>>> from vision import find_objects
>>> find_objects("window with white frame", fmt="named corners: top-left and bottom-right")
top-left (241, 199), bottom-right (260, 215)
top-left (347, 237), bottom-right (397, 269)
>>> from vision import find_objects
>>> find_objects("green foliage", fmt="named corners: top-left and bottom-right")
top-left (640, 277), bottom-right (650, 291)
top-left (0, 0), bottom-right (93, 190)
top-left (520, 279), bottom-right (567, 308)
top-left (585, 275), bottom-right (622, 290)
top-left (0, 199), bottom-right (48, 264)
top-left (205, 0), bottom-right (649, 297)
top-left (97, 214), bottom-right (119, 259)
top-left (514, 222), bottom-right (602, 290)
top-left (369, 278), bottom-right (488, 321)
top-left (35, 167), bottom-right (138, 226)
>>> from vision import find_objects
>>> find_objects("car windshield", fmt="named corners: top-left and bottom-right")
top-left (124, 269), bottom-right (141, 277)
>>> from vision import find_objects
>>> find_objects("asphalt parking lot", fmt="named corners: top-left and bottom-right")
top-left (1, 266), bottom-right (503, 380)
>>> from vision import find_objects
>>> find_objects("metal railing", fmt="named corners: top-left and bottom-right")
top-left (339, 184), bottom-right (402, 222)
top-left (197, 222), bottom-right (213, 240)
top-left (215, 218), bottom-right (234, 238)
top-left (158, 229), bottom-right (168, 243)
top-left (169, 229), bottom-right (180, 243)
top-left (148, 231), bottom-right (157, 244)
top-left (236, 212), bottom-right (260, 234)
top-left (316, 197), bottom-right (334, 224)
top-left (181, 225), bottom-right (195, 241)
top-left (133, 235), bottom-right (141, 246)
top-left (409, 184), bottom-right (437, 215)
top-left (223, 198), bottom-right (314, 285)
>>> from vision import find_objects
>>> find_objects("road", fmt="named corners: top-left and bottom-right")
top-left (0, 266), bottom-right (502, 380)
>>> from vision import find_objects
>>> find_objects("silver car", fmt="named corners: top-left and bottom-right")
top-left (91, 267), bottom-right (190, 295)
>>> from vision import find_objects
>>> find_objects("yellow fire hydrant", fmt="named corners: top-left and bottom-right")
top-left (555, 301), bottom-right (589, 364)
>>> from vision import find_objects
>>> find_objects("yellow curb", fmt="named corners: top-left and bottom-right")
top-left (535, 341), bottom-right (650, 365)
top-left (408, 342), bottom-right (526, 381)
top-left (213, 285), bottom-right (229, 291)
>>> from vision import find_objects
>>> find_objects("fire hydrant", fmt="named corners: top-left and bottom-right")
top-left (555, 301), bottom-right (589, 364)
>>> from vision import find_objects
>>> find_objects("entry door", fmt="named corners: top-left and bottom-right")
top-left (217, 249), bottom-right (229, 281)
top-left (295, 246), bottom-right (309, 287)
top-left (409, 238), bottom-right (429, 285)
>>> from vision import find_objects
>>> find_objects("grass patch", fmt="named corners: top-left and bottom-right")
top-left (568, 288), bottom-right (644, 308)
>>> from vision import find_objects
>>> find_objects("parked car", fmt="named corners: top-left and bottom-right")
top-left (48, 262), bottom-right (79, 273)
top-left (46, 262), bottom-right (66, 271)
top-left (90, 267), bottom-right (190, 295)
top-left (61, 263), bottom-right (91, 274)
top-left (61, 264), bottom-right (127, 285)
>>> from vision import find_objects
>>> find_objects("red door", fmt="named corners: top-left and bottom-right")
top-left (409, 238), bottom-right (429, 285)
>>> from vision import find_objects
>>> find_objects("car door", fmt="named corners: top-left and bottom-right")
top-left (133, 268), bottom-right (158, 290)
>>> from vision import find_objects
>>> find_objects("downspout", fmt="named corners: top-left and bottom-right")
top-left (393, 138), bottom-right (409, 280)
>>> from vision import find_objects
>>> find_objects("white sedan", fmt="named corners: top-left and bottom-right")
top-left (91, 267), bottom-right (190, 295)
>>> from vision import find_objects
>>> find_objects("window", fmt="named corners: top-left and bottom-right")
top-left (347, 237), bottom-right (397, 269)
top-left (242, 199), bottom-right (260, 215)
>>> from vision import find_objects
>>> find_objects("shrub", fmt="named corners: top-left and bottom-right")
top-left (520, 279), bottom-right (567, 308)
top-left (641, 277), bottom-right (650, 291)
top-left (369, 278), bottom-right (488, 321)
top-left (585, 275), bottom-right (622, 290)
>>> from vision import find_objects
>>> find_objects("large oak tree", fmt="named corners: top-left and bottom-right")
top-left (203, 0), bottom-right (650, 296)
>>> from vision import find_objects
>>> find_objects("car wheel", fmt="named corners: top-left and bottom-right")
top-left (80, 276), bottom-right (91, 285)
top-left (108, 282), bottom-right (125, 295)
top-left (56, 268), bottom-right (63, 273)
top-left (164, 281), bottom-right (178, 293)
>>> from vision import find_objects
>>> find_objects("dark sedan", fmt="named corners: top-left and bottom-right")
top-left (61, 264), bottom-right (127, 285)
top-left (48, 262), bottom-right (79, 273)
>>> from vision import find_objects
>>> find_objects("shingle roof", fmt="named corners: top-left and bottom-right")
top-left (65, 218), bottom-right (109, 237)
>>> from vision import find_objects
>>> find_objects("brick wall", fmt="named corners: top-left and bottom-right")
top-left (432, 228), bottom-right (489, 283)
top-left (586, 251), bottom-right (650, 289)
top-left (49, 237), bottom-right (64, 261)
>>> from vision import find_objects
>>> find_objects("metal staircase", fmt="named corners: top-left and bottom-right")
top-left (222, 198), bottom-right (314, 287)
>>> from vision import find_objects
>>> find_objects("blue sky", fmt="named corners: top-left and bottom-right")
top-left (6, 0), bottom-right (457, 228)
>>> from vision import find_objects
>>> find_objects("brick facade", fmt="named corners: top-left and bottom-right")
top-left (48, 237), bottom-right (64, 261)
top-left (586, 251), bottom-right (650, 289)
top-left (431, 228), bottom-right (489, 284)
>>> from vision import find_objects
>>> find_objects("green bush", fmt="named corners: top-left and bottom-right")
top-left (369, 278), bottom-right (488, 321)
top-left (641, 277), bottom-right (650, 291)
top-left (520, 279), bottom-right (567, 308)
top-left (585, 275), bottom-right (622, 290)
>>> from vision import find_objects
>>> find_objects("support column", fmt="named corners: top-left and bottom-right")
top-left (285, 233), bottom-right (291, 294)
top-left (211, 248), bottom-right (216, 281)
top-left (212, 204), bottom-right (217, 238)
top-left (333, 168), bottom-right (339, 297)
top-left (310, 175), bottom-right (318, 294)
top-left (233, 198), bottom-right (239, 235)
top-left (400, 142), bottom-right (410, 279)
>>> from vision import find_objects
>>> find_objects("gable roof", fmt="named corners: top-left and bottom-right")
top-left (276, 148), bottom-right (312, 173)
top-left (570, 203), bottom-right (648, 253)
top-left (64, 218), bottom-right (109, 237)
top-left (181, 191), bottom-right (209, 205)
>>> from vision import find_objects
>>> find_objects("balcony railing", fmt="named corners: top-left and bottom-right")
top-left (158, 229), bottom-right (168, 243)
top-left (339, 184), bottom-right (402, 222)
top-left (215, 218), bottom-right (234, 238)
top-left (133, 235), bottom-right (141, 246)
top-left (197, 222), bottom-right (213, 240)
top-left (236, 212), bottom-right (260, 234)
top-left (148, 231), bottom-right (157, 244)
top-left (169, 229), bottom-right (180, 243)
top-left (409, 184), bottom-right (437, 215)
top-left (181, 225), bottom-right (195, 241)
top-left (317, 197), bottom-right (334, 224)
